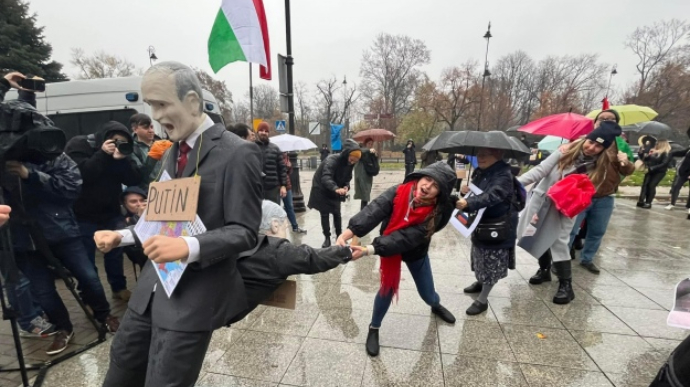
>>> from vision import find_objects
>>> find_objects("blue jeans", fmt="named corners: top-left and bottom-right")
top-left (79, 217), bottom-right (127, 293)
top-left (5, 271), bottom-right (44, 330)
top-left (371, 255), bottom-right (440, 328)
top-left (568, 195), bottom-right (615, 264)
top-left (282, 189), bottom-right (298, 229)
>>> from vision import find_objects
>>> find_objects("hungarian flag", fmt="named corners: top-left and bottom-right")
top-left (601, 97), bottom-right (610, 110)
top-left (208, 0), bottom-right (271, 80)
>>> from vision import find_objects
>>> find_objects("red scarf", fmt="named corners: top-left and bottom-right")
top-left (379, 181), bottom-right (436, 299)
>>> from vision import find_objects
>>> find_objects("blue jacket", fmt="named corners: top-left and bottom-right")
top-left (4, 153), bottom-right (83, 251)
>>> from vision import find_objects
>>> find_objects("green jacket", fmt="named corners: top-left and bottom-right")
top-left (131, 137), bottom-right (161, 190)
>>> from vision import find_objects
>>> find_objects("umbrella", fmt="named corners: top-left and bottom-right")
top-left (538, 135), bottom-right (568, 152)
top-left (518, 112), bottom-right (593, 140)
top-left (586, 105), bottom-right (658, 126)
top-left (352, 128), bottom-right (395, 142)
top-left (425, 131), bottom-right (530, 158)
top-left (622, 121), bottom-right (672, 138)
top-left (422, 131), bottom-right (461, 151)
top-left (270, 134), bottom-right (317, 152)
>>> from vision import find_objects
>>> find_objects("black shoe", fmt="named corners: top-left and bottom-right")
top-left (432, 305), bottom-right (456, 324)
top-left (529, 268), bottom-right (552, 285)
top-left (466, 300), bottom-right (489, 315)
top-left (293, 227), bottom-right (307, 234)
top-left (322, 237), bottom-right (331, 248)
top-left (463, 281), bottom-right (483, 293)
top-left (642, 203), bottom-right (652, 209)
top-left (580, 261), bottom-right (600, 274)
top-left (553, 279), bottom-right (575, 304)
top-left (366, 327), bottom-right (380, 357)
top-left (573, 237), bottom-right (584, 251)
top-left (636, 202), bottom-right (645, 208)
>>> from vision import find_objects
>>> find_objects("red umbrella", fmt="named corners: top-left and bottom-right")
top-left (352, 129), bottom-right (396, 142)
top-left (518, 112), bottom-right (594, 140)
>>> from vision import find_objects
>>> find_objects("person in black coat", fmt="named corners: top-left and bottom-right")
top-left (308, 139), bottom-right (362, 248)
top-left (649, 333), bottom-right (690, 386)
top-left (255, 121), bottom-right (288, 204)
top-left (637, 139), bottom-right (672, 209)
top-left (666, 148), bottom-right (690, 217)
top-left (336, 162), bottom-right (458, 357)
top-left (320, 144), bottom-right (330, 161)
top-left (402, 139), bottom-right (417, 176)
top-left (456, 149), bottom-right (519, 315)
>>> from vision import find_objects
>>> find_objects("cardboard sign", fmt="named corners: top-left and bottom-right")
top-left (260, 280), bottom-right (297, 310)
top-left (146, 177), bottom-right (200, 222)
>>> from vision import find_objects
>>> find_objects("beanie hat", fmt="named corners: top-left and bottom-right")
top-left (594, 109), bottom-right (620, 124)
top-left (257, 122), bottom-right (270, 132)
top-left (586, 121), bottom-right (621, 149)
top-left (120, 186), bottom-right (148, 203)
top-left (349, 149), bottom-right (362, 159)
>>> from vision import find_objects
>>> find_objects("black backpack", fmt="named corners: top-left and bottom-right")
top-left (362, 152), bottom-right (380, 176)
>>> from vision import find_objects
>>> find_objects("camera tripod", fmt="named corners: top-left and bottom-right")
top-left (0, 195), bottom-right (107, 387)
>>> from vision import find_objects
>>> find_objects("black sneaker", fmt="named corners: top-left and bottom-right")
top-left (466, 300), bottom-right (489, 315)
top-left (580, 262), bottom-right (600, 274)
top-left (463, 281), bottom-right (483, 293)
top-left (366, 327), bottom-right (380, 357)
top-left (432, 305), bottom-right (456, 324)
top-left (292, 227), bottom-right (307, 234)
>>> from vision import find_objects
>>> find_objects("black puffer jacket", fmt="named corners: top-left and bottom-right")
top-left (464, 161), bottom-right (518, 250)
top-left (642, 151), bottom-right (672, 174)
top-left (308, 139), bottom-right (359, 213)
top-left (64, 121), bottom-right (142, 223)
top-left (403, 143), bottom-right (417, 164)
top-left (256, 139), bottom-right (287, 190)
top-left (348, 162), bottom-right (458, 262)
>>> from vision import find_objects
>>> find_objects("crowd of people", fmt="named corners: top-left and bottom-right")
top-left (1, 66), bottom-right (687, 387)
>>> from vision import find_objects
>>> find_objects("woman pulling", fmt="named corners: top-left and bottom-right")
top-left (336, 162), bottom-right (457, 357)
top-left (517, 122), bottom-right (621, 304)
top-left (458, 148), bottom-right (520, 315)
top-left (637, 137), bottom-right (672, 209)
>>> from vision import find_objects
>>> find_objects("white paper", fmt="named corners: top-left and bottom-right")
top-left (667, 278), bottom-right (690, 329)
top-left (133, 171), bottom-right (207, 298)
top-left (449, 184), bottom-right (486, 238)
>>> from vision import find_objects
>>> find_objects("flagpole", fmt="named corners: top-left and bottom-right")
top-left (249, 64), bottom-right (254, 124)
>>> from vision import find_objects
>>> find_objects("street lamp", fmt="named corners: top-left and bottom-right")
top-left (342, 76), bottom-right (350, 138)
top-left (605, 64), bottom-right (618, 98)
top-left (148, 46), bottom-right (158, 67)
top-left (477, 22), bottom-right (492, 130)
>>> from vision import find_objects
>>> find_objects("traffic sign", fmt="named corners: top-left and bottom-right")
top-left (276, 120), bottom-right (287, 132)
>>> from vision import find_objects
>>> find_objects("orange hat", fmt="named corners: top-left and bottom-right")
top-left (257, 121), bottom-right (270, 132)
top-left (350, 149), bottom-right (362, 159)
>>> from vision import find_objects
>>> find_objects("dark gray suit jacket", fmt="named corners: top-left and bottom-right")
top-left (129, 123), bottom-right (263, 332)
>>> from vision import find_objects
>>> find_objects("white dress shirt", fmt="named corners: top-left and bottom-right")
top-left (117, 115), bottom-right (215, 266)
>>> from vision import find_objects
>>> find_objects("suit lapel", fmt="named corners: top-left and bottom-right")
top-left (163, 142), bottom-right (178, 181)
top-left (181, 125), bottom-right (221, 178)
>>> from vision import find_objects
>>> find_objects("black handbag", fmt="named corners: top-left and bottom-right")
top-left (474, 214), bottom-right (510, 243)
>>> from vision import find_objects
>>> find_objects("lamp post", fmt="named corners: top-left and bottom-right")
top-left (477, 22), bottom-right (492, 130)
top-left (147, 46), bottom-right (158, 67)
top-left (342, 75), bottom-right (350, 139)
top-left (605, 64), bottom-right (618, 98)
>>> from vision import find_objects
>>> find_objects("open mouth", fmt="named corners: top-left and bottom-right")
top-left (420, 187), bottom-right (429, 196)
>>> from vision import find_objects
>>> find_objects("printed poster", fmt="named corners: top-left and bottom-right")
top-left (450, 184), bottom-right (485, 238)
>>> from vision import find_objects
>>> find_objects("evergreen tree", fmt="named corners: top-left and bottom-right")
top-left (0, 0), bottom-right (68, 81)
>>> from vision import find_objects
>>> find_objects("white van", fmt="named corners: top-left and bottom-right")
top-left (5, 76), bottom-right (224, 140)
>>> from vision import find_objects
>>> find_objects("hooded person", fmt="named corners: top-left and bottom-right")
top-left (336, 161), bottom-right (459, 357)
top-left (403, 139), bottom-right (417, 176)
top-left (65, 121), bottom-right (142, 301)
top-left (518, 120), bottom-right (621, 305)
top-left (228, 200), bottom-right (364, 324)
top-left (308, 139), bottom-right (361, 248)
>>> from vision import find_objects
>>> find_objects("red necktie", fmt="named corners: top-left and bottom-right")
top-left (176, 141), bottom-right (191, 178)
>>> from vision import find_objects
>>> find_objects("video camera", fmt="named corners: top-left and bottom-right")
top-left (113, 139), bottom-right (134, 156)
top-left (0, 87), bottom-right (65, 164)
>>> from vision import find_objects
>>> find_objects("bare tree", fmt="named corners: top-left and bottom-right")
top-left (315, 76), bottom-right (358, 124)
top-left (431, 62), bottom-right (479, 130)
top-left (70, 48), bottom-right (139, 79)
top-left (359, 33), bottom-right (431, 131)
top-left (625, 19), bottom-right (690, 97)
top-left (250, 84), bottom-right (279, 120)
top-left (294, 81), bottom-right (313, 136)
top-left (194, 68), bottom-right (233, 122)
top-left (233, 100), bottom-right (251, 125)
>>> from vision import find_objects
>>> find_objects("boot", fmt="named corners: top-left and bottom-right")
top-left (573, 236), bottom-right (584, 250)
top-left (463, 281), bottom-right (483, 293)
top-left (553, 279), bottom-right (575, 304)
top-left (322, 236), bottom-right (331, 248)
top-left (636, 202), bottom-right (645, 208)
top-left (431, 305), bottom-right (456, 324)
top-left (366, 327), bottom-right (380, 357)
top-left (642, 203), bottom-right (652, 209)
top-left (529, 268), bottom-right (552, 285)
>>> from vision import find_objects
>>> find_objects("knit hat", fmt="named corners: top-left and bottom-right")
top-left (120, 186), bottom-right (147, 203)
top-left (349, 149), bottom-right (362, 159)
top-left (594, 109), bottom-right (620, 124)
top-left (585, 121), bottom-right (621, 149)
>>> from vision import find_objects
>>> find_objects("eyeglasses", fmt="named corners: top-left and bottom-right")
top-left (597, 117), bottom-right (617, 122)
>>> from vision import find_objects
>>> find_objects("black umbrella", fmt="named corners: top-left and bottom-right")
top-left (623, 121), bottom-right (672, 138)
top-left (422, 131), bottom-right (461, 151)
top-left (505, 125), bottom-right (521, 132)
top-left (425, 130), bottom-right (531, 158)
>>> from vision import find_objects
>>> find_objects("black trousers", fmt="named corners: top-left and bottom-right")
top-left (405, 163), bottom-right (415, 176)
top-left (670, 173), bottom-right (690, 207)
top-left (320, 206), bottom-right (342, 238)
top-left (639, 171), bottom-right (667, 204)
top-left (360, 200), bottom-right (368, 210)
top-left (454, 178), bottom-right (463, 192)
top-left (102, 300), bottom-right (213, 387)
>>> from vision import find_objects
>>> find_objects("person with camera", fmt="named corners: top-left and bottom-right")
top-left (1, 72), bottom-right (121, 354)
top-left (308, 139), bottom-right (361, 248)
top-left (65, 121), bottom-right (142, 302)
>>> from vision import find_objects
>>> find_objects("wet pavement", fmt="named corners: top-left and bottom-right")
top-left (2, 169), bottom-right (689, 387)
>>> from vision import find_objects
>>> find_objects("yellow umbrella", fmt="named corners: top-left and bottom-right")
top-left (586, 104), bottom-right (658, 126)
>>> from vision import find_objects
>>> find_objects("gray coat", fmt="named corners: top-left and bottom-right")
top-left (516, 151), bottom-right (578, 263)
top-left (129, 123), bottom-right (263, 332)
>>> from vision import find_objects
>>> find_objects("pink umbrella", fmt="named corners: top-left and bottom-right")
top-left (518, 113), bottom-right (594, 140)
top-left (352, 129), bottom-right (396, 142)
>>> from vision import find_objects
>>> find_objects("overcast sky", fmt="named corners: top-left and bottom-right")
top-left (28, 0), bottom-right (690, 106)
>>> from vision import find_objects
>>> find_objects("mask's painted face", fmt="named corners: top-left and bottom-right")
top-left (142, 71), bottom-right (201, 142)
top-left (415, 176), bottom-right (439, 200)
